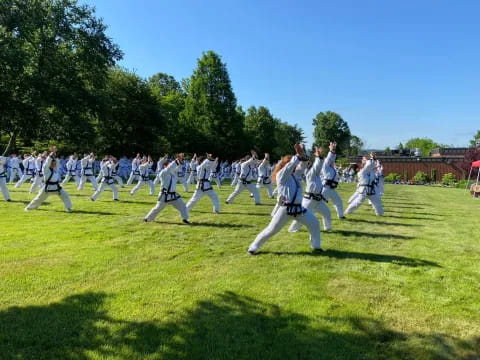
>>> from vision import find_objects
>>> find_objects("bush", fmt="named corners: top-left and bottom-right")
top-left (456, 180), bottom-right (472, 189)
top-left (413, 171), bottom-right (430, 184)
top-left (385, 173), bottom-right (401, 182)
top-left (442, 173), bottom-right (456, 186)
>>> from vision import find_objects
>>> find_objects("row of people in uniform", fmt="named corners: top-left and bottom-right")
top-left (1, 143), bottom-right (385, 254)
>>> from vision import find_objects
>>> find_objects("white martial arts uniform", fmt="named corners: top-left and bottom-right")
top-left (248, 155), bottom-right (321, 253)
top-left (186, 158), bottom-right (220, 213)
top-left (77, 155), bottom-right (97, 191)
top-left (176, 162), bottom-right (189, 192)
top-left (130, 161), bottom-right (154, 195)
top-left (187, 159), bottom-right (198, 185)
top-left (345, 158), bottom-right (384, 216)
top-left (8, 156), bottom-right (22, 183)
top-left (153, 156), bottom-right (169, 186)
top-left (29, 156), bottom-right (47, 193)
top-left (111, 165), bottom-right (124, 187)
top-left (126, 157), bottom-right (141, 186)
top-left (288, 156), bottom-right (332, 232)
top-left (25, 156), bottom-right (72, 212)
top-left (144, 160), bottom-right (189, 222)
top-left (376, 164), bottom-right (384, 196)
top-left (208, 160), bottom-right (222, 189)
top-left (256, 158), bottom-right (274, 198)
top-left (321, 151), bottom-right (345, 218)
top-left (231, 161), bottom-right (240, 186)
top-left (91, 161), bottom-right (119, 201)
top-left (0, 157), bottom-right (12, 201)
top-left (14, 155), bottom-right (36, 188)
top-left (226, 157), bottom-right (261, 204)
top-left (61, 156), bottom-right (79, 186)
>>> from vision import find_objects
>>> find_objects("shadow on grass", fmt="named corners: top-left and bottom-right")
top-left (152, 220), bottom-right (254, 229)
top-left (331, 229), bottom-right (414, 240)
top-left (345, 218), bottom-right (422, 227)
top-left (1, 292), bottom-right (476, 359)
top-left (35, 209), bottom-right (120, 216)
top-left (385, 214), bottom-right (441, 221)
top-left (193, 210), bottom-right (272, 217)
top-left (261, 249), bottom-right (440, 267)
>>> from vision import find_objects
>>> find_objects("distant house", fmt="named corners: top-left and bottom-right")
top-left (350, 148), bottom-right (469, 181)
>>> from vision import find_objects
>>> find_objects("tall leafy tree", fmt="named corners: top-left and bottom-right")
top-left (348, 135), bottom-right (364, 156)
top-left (96, 67), bottom-right (163, 156)
top-left (244, 106), bottom-right (278, 154)
top-left (272, 120), bottom-right (304, 160)
top-left (404, 137), bottom-right (446, 157)
top-left (312, 111), bottom-right (351, 156)
top-left (470, 130), bottom-right (480, 147)
top-left (0, 0), bottom-right (122, 154)
top-left (179, 51), bottom-right (244, 158)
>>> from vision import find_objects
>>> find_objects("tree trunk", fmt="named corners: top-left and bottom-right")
top-left (2, 131), bottom-right (17, 156)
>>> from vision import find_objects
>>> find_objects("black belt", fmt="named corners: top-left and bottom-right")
top-left (304, 192), bottom-right (328, 202)
top-left (281, 202), bottom-right (307, 217)
top-left (324, 179), bottom-right (339, 189)
top-left (161, 189), bottom-right (181, 202)
top-left (241, 178), bottom-right (251, 185)
top-left (260, 176), bottom-right (271, 185)
top-left (45, 181), bottom-right (62, 192)
top-left (199, 179), bottom-right (212, 192)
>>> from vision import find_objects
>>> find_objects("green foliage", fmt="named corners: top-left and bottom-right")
top-left (244, 106), bottom-right (277, 155)
top-left (180, 51), bottom-right (244, 159)
top-left (470, 130), bottom-right (480, 147)
top-left (385, 173), bottom-right (401, 182)
top-left (404, 138), bottom-right (446, 157)
top-left (413, 171), bottom-right (430, 183)
top-left (348, 136), bottom-right (364, 157)
top-left (272, 121), bottom-right (304, 160)
top-left (312, 111), bottom-right (351, 156)
top-left (0, 0), bottom-right (122, 153)
top-left (96, 67), bottom-right (164, 156)
top-left (442, 173), bottom-right (456, 186)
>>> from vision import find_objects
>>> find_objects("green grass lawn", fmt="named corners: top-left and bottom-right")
top-left (0, 181), bottom-right (479, 359)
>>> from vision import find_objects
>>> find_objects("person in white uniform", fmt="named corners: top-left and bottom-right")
top-left (226, 151), bottom-right (261, 205)
top-left (186, 154), bottom-right (198, 185)
top-left (25, 146), bottom-right (72, 212)
top-left (247, 144), bottom-right (322, 254)
top-left (8, 154), bottom-right (22, 183)
top-left (14, 153), bottom-right (37, 188)
top-left (153, 154), bottom-right (169, 186)
top-left (130, 156), bottom-right (155, 196)
top-left (77, 153), bottom-right (98, 191)
top-left (91, 156), bottom-right (119, 201)
top-left (288, 146), bottom-right (332, 232)
top-left (0, 156), bottom-right (12, 201)
top-left (144, 153), bottom-right (190, 224)
top-left (375, 160), bottom-right (385, 196)
top-left (29, 152), bottom-right (47, 193)
top-left (345, 153), bottom-right (384, 216)
top-left (186, 155), bottom-right (220, 213)
top-left (321, 142), bottom-right (345, 219)
top-left (256, 153), bottom-right (274, 199)
top-left (126, 154), bottom-right (142, 186)
top-left (60, 154), bottom-right (79, 186)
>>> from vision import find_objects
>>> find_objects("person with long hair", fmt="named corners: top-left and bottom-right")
top-left (247, 144), bottom-right (322, 255)
top-left (321, 142), bottom-right (345, 219)
top-left (345, 153), bottom-right (384, 216)
top-left (225, 150), bottom-right (261, 205)
top-left (144, 153), bottom-right (189, 223)
top-left (25, 146), bottom-right (72, 212)
top-left (288, 146), bottom-right (332, 232)
top-left (186, 154), bottom-right (220, 213)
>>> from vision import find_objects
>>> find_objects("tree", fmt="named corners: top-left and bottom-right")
top-left (312, 111), bottom-right (351, 156)
top-left (348, 135), bottom-right (364, 156)
top-left (272, 121), bottom-right (304, 160)
top-left (0, 0), bottom-right (122, 154)
top-left (96, 67), bottom-right (164, 156)
top-left (398, 143), bottom-right (404, 151)
top-left (179, 51), bottom-right (244, 159)
top-left (404, 138), bottom-right (445, 157)
top-left (470, 130), bottom-right (480, 147)
top-left (243, 106), bottom-right (278, 154)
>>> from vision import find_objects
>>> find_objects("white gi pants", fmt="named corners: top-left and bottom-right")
top-left (78, 175), bottom-right (98, 191)
top-left (114, 175), bottom-right (124, 187)
top-left (231, 173), bottom-right (240, 186)
top-left (345, 189), bottom-right (384, 216)
top-left (289, 196), bottom-right (332, 232)
top-left (9, 167), bottom-right (22, 183)
top-left (91, 181), bottom-right (118, 200)
top-left (187, 172), bottom-right (197, 185)
top-left (226, 182), bottom-right (260, 204)
top-left (29, 175), bottom-right (44, 193)
top-left (0, 177), bottom-right (11, 200)
top-left (61, 174), bottom-right (79, 186)
top-left (256, 179), bottom-right (273, 198)
top-left (126, 172), bottom-right (140, 185)
top-left (130, 179), bottom-right (155, 195)
top-left (377, 178), bottom-right (385, 196)
top-left (248, 206), bottom-right (321, 252)
top-left (14, 174), bottom-right (34, 188)
top-left (25, 188), bottom-right (72, 211)
top-left (145, 197), bottom-right (189, 221)
top-left (210, 176), bottom-right (221, 189)
top-left (177, 177), bottom-right (189, 192)
top-left (186, 189), bottom-right (220, 212)
top-left (321, 186), bottom-right (344, 218)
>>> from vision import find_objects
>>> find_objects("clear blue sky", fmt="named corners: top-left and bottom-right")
top-left (87, 0), bottom-right (479, 149)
